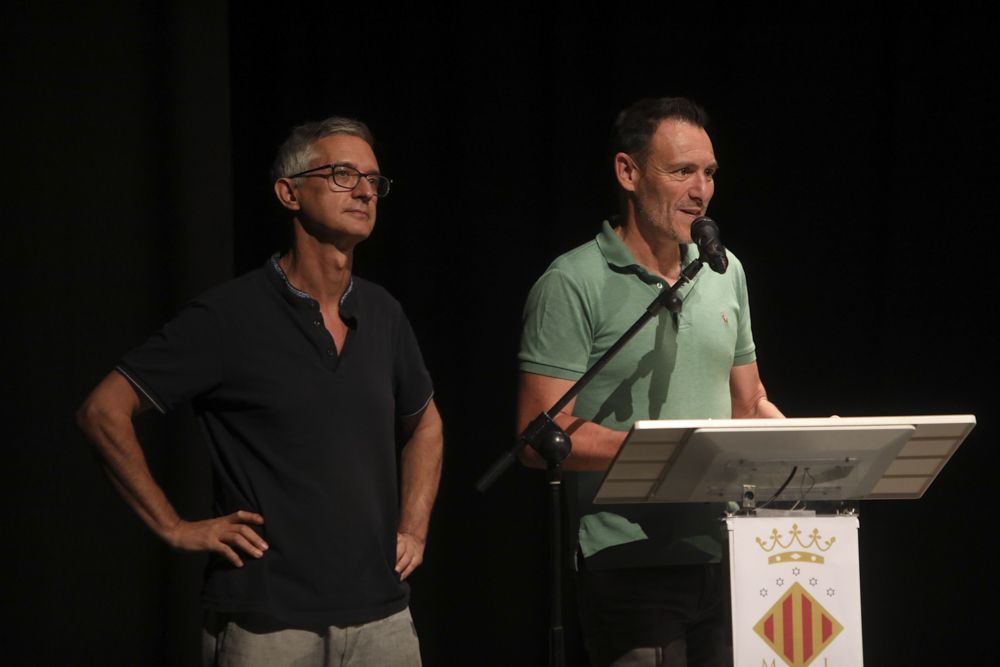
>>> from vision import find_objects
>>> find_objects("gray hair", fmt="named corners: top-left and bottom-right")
top-left (271, 116), bottom-right (375, 182)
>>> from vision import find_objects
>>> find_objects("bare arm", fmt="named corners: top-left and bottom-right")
top-left (517, 359), bottom-right (781, 472)
top-left (730, 361), bottom-right (784, 419)
top-left (76, 371), bottom-right (268, 566)
top-left (395, 398), bottom-right (443, 581)
top-left (516, 372), bottom-right (628, 472)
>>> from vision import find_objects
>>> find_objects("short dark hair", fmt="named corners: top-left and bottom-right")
top-left (611, 97), bottom-right (709, 164)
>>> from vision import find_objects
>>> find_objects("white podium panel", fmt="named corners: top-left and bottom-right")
top-left (728, 516), bottom-right (862, 667)
top-left (595, 415), bottom-right (976, 504)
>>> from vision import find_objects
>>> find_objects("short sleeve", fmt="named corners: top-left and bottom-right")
top-left (392, 311), bottom-right (433, 417)
top-left (116, 301), bottom-right (224, 413)
top-left (731, 258), bottom-right (757, 366)
top-left (518, 268), bottom-right (594, 380)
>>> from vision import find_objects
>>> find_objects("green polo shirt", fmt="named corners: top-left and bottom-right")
top-left (519, 221), bottom-right (756, 568)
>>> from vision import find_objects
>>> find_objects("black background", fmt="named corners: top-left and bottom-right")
top-left (5, 2), bottom-right (997, 665)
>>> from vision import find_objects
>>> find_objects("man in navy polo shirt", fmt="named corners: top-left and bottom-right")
top-left (77, 117), bottom-right (442, 666)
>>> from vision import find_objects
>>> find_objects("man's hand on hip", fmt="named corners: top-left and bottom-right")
top-left (164, 510), bottom-right (267, 568)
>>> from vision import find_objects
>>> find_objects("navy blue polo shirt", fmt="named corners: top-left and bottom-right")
top-left (117, 256), bottom-right (433, 627)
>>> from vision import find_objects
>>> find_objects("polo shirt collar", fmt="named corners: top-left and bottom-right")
top-left (595, 220), bottom-right (696, 284)
top-left (266, 254), bottom-right (358, 318)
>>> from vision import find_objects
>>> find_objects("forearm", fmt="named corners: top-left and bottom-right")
top-left (398, 403), bottom-right (443, 541)
top-left (78, 373), bottom-right (268, 566)
top-left (749, 398), bottom-right (784, 419)
top-left (517, 372), bottom-right (628, 472)
top-left (730, 362), bottom-right (784, 419)
top-left (518, 411), bottom-right (627, 472)
top-left (76, 391), bottom-right (182, 543)
top-left (731, 389), bottom-right (784, 419)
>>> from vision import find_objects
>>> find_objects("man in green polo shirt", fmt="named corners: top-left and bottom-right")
top-left (518, 97), bottom-right (783, 667)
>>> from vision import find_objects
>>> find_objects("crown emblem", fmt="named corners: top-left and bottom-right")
top-left (756, 523), bottom-right (836, 565)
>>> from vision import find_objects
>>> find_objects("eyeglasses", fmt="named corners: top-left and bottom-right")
top-left (288, 163), bottom-right (392, 197)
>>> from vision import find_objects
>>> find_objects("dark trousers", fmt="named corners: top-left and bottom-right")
top-left (576, 562), bottom-right (733, 667)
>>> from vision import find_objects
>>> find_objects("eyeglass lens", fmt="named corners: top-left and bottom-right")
top-left (331, 166), bottom-right (390, 196)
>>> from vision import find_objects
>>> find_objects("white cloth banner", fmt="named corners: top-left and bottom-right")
top-left (727, 516), bottom-right (863, 667)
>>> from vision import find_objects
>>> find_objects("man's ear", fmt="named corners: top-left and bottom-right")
top-left (274, 178), bottom-right (300, 211)
top-left (614, 152), bottom-right (640, 193)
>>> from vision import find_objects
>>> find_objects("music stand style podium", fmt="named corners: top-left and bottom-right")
top-left (594, 415), bottom-right (976, 666)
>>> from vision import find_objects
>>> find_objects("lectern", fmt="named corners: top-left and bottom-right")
top-left (594, 415), bottom-right (976, 666)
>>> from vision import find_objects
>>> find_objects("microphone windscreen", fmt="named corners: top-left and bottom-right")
top-left (691, 216), bottom-right (728, 274)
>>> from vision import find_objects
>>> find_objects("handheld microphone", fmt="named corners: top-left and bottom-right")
top-left (691, 216), bottom-right (728, 274)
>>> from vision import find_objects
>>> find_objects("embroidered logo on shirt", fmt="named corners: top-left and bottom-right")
top-left (721, 312), bottom-right (730, 326)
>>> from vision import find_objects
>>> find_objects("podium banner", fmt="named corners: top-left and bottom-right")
top-left (727, 516), bottom-right (863, 667)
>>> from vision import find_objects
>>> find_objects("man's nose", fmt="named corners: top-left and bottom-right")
top-left (688, 172), bottom-right (710, 202)
top-left (353, 178), bottom-right (376, 200)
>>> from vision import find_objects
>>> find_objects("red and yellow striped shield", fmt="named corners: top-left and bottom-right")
top-left (753, 582), bottom-right (843, 667)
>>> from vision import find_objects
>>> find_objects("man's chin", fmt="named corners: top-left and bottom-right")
top-left (298, 221), bottom-right (373, 250)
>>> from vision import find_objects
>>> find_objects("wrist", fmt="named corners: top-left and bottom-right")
top-left (397, 528), bottom-right (426, 543)
top-left (159, 517), bottom-right (186, 548)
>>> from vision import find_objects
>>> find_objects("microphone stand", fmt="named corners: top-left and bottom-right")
top-left (476, 254), bottom-right (710, 667)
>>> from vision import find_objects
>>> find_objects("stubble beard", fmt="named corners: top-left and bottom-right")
top-left (635, 200), bottom-right (680, 243)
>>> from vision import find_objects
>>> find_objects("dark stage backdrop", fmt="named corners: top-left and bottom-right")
top-left (5, 2), bottom-right (997, 665)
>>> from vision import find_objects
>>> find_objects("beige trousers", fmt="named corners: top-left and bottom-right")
top-left (202, 607), bottom-right (421, 666)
